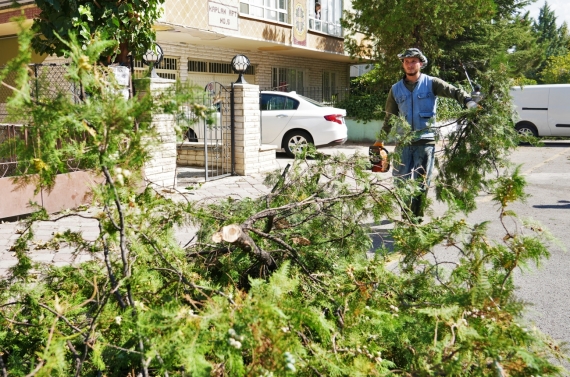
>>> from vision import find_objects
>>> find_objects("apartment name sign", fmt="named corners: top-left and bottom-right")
top-left (208, 1), bottom-right (239, 31)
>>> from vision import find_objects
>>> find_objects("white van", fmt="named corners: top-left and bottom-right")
top-left (511, 84), bottom-right (570, 137)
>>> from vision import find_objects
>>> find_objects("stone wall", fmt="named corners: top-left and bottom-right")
top-left (144, 113), bottom-right (178, 187)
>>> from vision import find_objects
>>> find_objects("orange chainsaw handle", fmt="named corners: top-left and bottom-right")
top-left (369, 143), bottom-right (390, 173)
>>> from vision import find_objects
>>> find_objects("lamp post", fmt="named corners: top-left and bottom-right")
top-left (231, 54), bottom-right (250, 84)
top-left (142, 43), bottom-right (164, 78)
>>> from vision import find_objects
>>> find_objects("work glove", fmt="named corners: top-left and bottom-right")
top-left (466, 100), bottom-right (478, 110)
top-left (471, 84), bottom-right (483, 103)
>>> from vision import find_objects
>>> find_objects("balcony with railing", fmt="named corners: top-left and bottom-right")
top-left (238, 0), bottom-right (343, 37)
top-left (308, 8), bottom-right (342, 37)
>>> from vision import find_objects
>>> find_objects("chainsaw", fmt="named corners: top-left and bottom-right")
top-left (369, 142), bottom-right (390, 173)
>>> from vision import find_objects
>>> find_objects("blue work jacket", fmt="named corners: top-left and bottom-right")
top-left (391, 74), bottom-right (437, 141)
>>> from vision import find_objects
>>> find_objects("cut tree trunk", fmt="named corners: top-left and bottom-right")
top-left (212, 224), bottom-right (276, 267)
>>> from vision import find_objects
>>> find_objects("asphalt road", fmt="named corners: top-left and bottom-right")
top-left (308, 141), bottom-right (570, 350)
top-left (466, 141), bottom-right (570, 347)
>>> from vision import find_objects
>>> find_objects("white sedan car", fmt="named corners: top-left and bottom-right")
top-left (184, 91), bottom-right (348, 157)
top-left (261, 91), bottom-right (347, 156)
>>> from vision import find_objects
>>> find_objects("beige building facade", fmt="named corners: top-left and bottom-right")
top-left (152, 0), bottom-right (354, 92)
top-left (0, 0), bottom-right (370, 141)
top-left (0, 0), bottom-right (359, 96)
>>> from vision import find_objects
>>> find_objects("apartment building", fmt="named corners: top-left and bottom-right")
top-left (0, 0), bottom-right (360, 98)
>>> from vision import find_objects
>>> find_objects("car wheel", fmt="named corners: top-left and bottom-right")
top-left (186, 128), bottom-right (198, 142)
top-left (515, 122), bottom-right (538, 138)
top-left (283, 130), bottom-right (313, 157)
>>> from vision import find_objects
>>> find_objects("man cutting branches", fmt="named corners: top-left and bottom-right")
top-left (378, 48), bottom-right (478, 220)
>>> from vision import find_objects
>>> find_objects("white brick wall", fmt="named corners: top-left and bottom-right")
top-left (143, 79), bottom-right (179, 188)
top-left (154, 41), bottom-right (350, 89)
top-left (42, 40), bottom-right (350, 90)
top-left (233, 84), bottom-right (278, 175)
top-left (40, 57), bottom-right (281, 181)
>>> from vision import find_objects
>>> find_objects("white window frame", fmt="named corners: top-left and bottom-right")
top-left (240, 0), bottom-right (289, 24)
top-left (322, 71), bottom-right (337, 103)
top-left (308, 0), bottom-right (342, 37)
top-left (271, 67), bottom-right (306, 92)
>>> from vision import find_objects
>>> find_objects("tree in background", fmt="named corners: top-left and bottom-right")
top-left (32, 0), bottom-right (164, 64)
top-left (533, 2), bottom-right (569, 59)
top-left (341, 0), bottom-right (544, 120)
top-left (341, 0), bottom-right (496, 86)
top-left (540, 52), bottom-right (570, 83)
top-left (436, 10), bottom-right (543, 84)
top-left (530, 2), bottom-right (570, 82)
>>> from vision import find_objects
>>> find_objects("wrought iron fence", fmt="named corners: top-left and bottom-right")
top-left (176, 82), bottom-right (234, 181)
top-left (0, 124), bottom-right (21, 178)
top-left (0, 63), bottom-right (82, 122)
top-left (0, 123), bottom-right (91, 179)
top-left (0, 64), bottom-right (86, 178)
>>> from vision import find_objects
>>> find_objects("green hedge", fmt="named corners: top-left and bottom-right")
top-left (335, 91), bottom-right (387, 123)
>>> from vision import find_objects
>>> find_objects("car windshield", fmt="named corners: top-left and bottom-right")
top-left (296, 94), bottom-right (326, 107)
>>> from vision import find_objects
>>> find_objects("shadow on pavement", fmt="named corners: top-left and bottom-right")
top-left (533, 200), bottom-right (570, 209)
top-left (519, 141), bottom-right (570, 148)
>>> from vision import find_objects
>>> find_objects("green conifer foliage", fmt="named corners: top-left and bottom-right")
top-left (0, 28), bottom-right (568, 377)
top-left (533, 2), bottom-right (568, 59)
top-left (540, 52), bottom-right (570, 83)
top-left (529, 2), bottom-right (570, 81)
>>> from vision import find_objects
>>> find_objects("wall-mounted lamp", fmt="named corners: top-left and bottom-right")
top-left (231, 54), bottom-right (250, 84)
top-left (142, 43), bottom-right (164, 78)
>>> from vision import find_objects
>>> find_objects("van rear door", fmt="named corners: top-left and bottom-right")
top-left (547, 86), bottom-right (570, 136)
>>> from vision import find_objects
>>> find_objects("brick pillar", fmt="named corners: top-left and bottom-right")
top-left (142, 77), bottom-right (178, 188)
top-left (232, 84), bottom-right (278, 175)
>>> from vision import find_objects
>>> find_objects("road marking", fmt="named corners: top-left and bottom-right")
top-left (522, 148), bottom-right (570, 175)
top-left (477, 147), bottom-right (570, 203)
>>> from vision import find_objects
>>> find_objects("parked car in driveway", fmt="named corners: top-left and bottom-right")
top-left (183, 90), bottom-right (348, 157)
top-left (260, 91), bottom-right (347, 156)
top-left (511, 84), bottom-right (570, 138)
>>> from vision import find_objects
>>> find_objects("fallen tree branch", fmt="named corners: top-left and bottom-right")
top-left (245, 227), bottom-right (325, 286)
top-left (141, 234), bottom-right (236, 305)
top-left (243, 190), bottom-right (366, 228)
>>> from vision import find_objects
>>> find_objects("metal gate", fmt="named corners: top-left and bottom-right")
top-left (178, 82), bottom-right (234, 181)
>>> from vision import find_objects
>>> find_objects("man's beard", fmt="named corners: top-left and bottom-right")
top-left (405, 69), bottom-right (419, 76)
